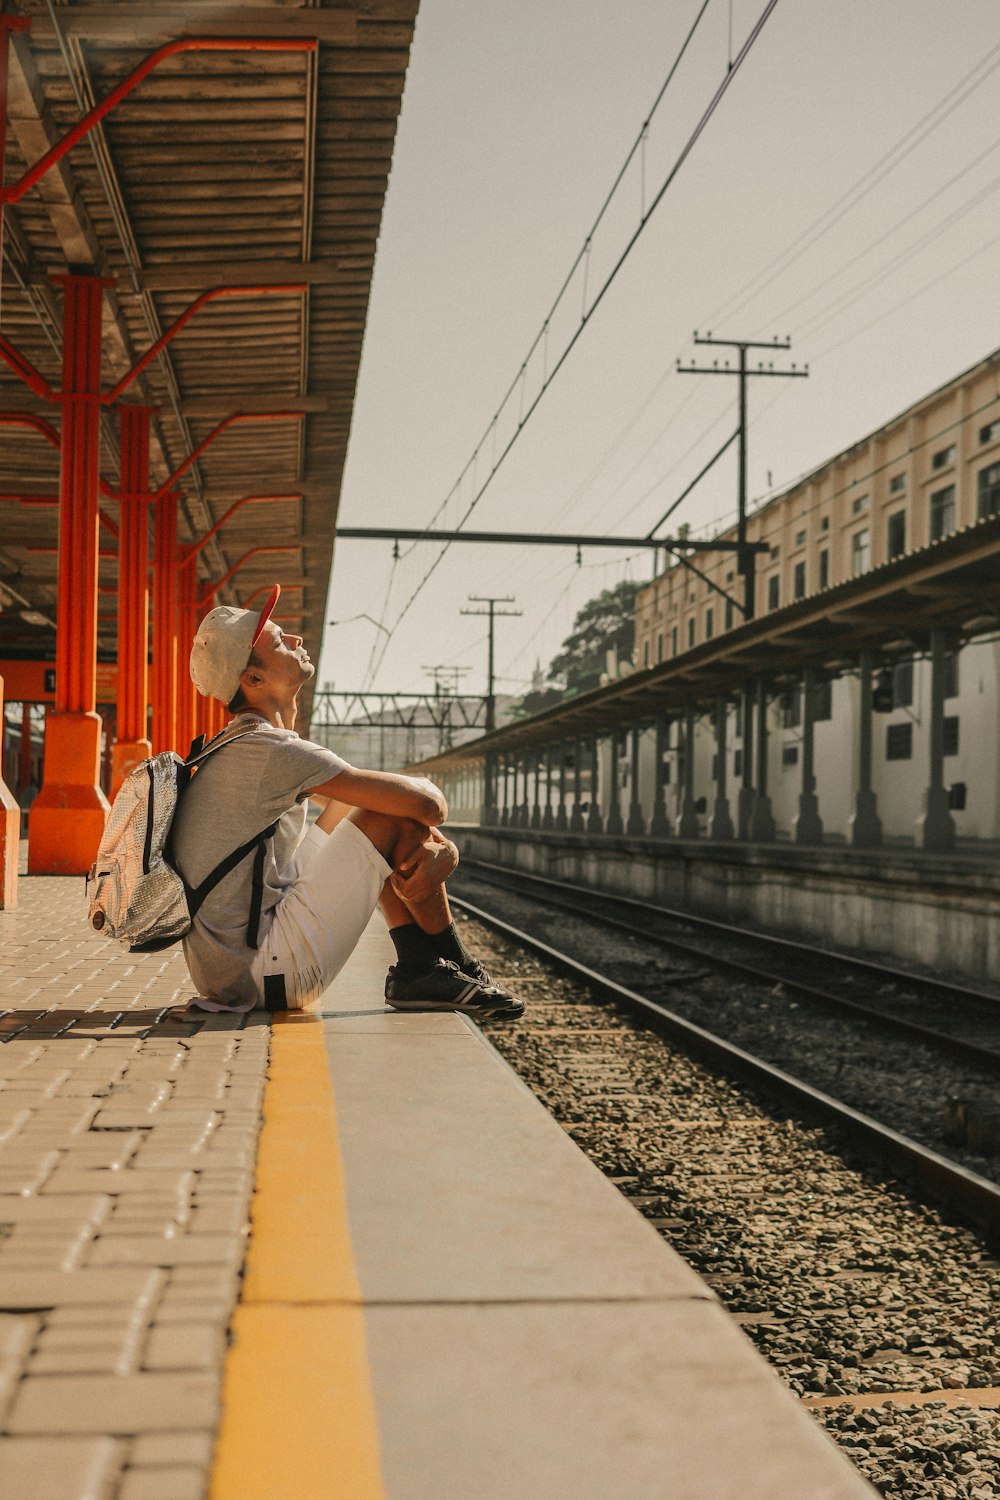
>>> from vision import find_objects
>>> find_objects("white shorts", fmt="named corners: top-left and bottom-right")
top-left (249, 818), bottom-right (391, 1010)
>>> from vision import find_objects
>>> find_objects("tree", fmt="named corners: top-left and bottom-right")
top-left (548, 579), bottom-right (642, 694)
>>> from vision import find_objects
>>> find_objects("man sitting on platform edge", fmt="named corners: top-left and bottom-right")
top-left (172, 583), bottom-right (523, 1019)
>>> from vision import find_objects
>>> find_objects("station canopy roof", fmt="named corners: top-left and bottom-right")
top-left (0, 0), bottom-right (418, 726)
top-left (416, 511), bottom-right (1000, 769)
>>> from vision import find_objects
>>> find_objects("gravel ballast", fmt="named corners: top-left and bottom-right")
top-left (460, 910), bottom-right (1000, 1500)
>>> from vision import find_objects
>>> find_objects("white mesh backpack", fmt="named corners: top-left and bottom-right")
top-left (86, 717), bottom-right (278, 953)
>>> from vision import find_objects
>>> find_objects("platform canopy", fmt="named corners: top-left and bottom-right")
top-left (414, 509), bottom-right (1000, 767)
top-left (0, 0), bottom-right (419, 728)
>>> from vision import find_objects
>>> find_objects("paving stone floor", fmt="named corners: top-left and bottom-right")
top-left (0, 875), bottom-right (266, 1500)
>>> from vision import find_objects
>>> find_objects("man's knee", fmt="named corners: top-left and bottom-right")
top-left (347, 808), bottom-right (424, 862)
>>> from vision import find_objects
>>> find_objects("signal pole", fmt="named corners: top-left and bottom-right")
top-left (460, 594), bottom-right (521, 732)
top-left (677, 334), bottom-right (808, 621)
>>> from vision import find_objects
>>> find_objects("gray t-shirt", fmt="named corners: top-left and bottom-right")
top-left (172, 716), bottom-right (347, 1005)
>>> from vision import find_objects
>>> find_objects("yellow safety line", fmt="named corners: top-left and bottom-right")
top-left (211, 1013), bottom-right (388, 1500)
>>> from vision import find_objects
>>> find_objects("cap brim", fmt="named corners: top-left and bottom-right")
top-left (250, 583), bottom-right (281, 646)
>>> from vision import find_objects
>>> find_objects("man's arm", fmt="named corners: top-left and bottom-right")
top-left (390, 827), bottom-right (459, 904)
top-left (308, 766), bottom-right (447, 826)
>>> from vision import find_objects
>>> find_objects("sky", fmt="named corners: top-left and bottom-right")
top-left (319, 0), bottom-right (1000, 704)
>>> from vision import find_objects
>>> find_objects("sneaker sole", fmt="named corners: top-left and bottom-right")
top-left (386, 997), bottom-right (525, 1020)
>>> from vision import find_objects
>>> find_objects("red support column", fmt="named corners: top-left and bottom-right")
top-left (0, 674), bottom-right (21, 908)
top-left (19, 701), bottom-right (33, 795)
top-left (111, 405), bottom-right (153, 791)
top-left (175, 554), bottom-right (198, 754)
top-left (29, 274), bottom-right (111, 875)
top-left (100, 709), bottom-right (114, 794)
top-left (151, 491), bottom-right (179, 753)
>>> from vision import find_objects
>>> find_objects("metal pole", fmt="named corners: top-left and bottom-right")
top-left (738, 344), bottom-right (753, 620)
top-left (749, 679), bottom-right (776, 841)
top-left (627, 722), bottom-right (645, 836)
top-left (30, 274), bottom-right (111, 875)
top-left (738, 684), bottom-right (754, 840)
top-left (917, 630), bottom-right (956, 851)
top-left (152, 492), bottom-right (179, 753)
top-left (649, 713), bottom-right (671, 837)
top-left (793, 668), bottom-right (824, 845)
top-left (487, 603), bottom-right (496, 733)
top-left (112, 405), bottom-right (153, 792)
top-left (849, 651), bottom-right (882, 849)
top-left (606, 731), bottom-right (624, 835)
top-left (0, 672), bottom-right (20, 906)
top-left (709, 695), bottom-right (734, 840)
top-left (556, 742), bottom-right (568, 832)
top-left (678, 706), bottom-right (700, 839)
top-left (175, 554), bottom-right (198, 755)
top-left (570, 738), bottom-right (584, 833)
top-left (462, 595), bottom-right (520, 733)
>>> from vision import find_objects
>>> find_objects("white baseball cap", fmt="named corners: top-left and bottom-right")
top-left (190, 584), bottom-right (281, 703)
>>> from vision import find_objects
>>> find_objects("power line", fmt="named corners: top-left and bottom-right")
top-left (364, 0), bottom-right (782, 684)
top-left (704, 37), bottom-right (1000, 332)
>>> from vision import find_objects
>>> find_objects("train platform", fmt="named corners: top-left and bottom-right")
top-left (0, 874), bottom-right (876, 1500)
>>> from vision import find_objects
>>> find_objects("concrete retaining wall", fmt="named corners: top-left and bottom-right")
top-left (454, 827), bottom-right (1000, 986)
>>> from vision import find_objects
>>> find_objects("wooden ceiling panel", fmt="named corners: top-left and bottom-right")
top-left (0, 0), bottom-right (419, 727)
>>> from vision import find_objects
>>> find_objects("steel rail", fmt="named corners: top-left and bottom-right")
top-left (451, 895), bottom-right (1000, 1243)
top-left (461, 859), bottom-right (1000, 1061)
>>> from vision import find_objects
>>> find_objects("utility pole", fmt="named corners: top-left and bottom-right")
top-left (460, 595), bottom-right (521, 732)
top-left (422, 665), bottom-right (472, 753)
top-left (677, 334), bottom-right (808, 620)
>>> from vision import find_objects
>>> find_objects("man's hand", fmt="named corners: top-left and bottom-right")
top-left (390, 829), bottom-right (459, 906)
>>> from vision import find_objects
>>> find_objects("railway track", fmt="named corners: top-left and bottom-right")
top-left (460, 860), bottom-right (1000, 1068)
top-left (451, 863), bottom-right (1000, 1242)
top-left (457, 909), bottom-right (1000, 1500)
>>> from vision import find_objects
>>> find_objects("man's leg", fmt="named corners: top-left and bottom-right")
top-left (318, 804), bottom-right (521, 1017)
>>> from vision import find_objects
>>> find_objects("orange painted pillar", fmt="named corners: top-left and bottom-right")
top-left (0, 673), bottom-right (21, 907)
top-left (111, 404), bottom-right (153, 792)
top-left (19, 701), bottom-right (32, 794)
top-left (151, 491), bottom-right (179, 753)
top-left (29, 274), bottom-right (111, 874)
top-left (175, 553), bottom-right (198, 754)
top-left (100, 710), bottom-right (113, 794)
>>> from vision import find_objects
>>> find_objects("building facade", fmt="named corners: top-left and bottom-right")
top-left (629, 347), bottom-right (1000, 842)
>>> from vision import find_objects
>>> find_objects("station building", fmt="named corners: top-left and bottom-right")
top-left (632, 345), bottom-right (1000, 843)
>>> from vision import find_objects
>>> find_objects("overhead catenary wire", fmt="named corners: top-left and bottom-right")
top-left (363, 0), bottom-right (782, 684)
top-left (703, 36), bottom-right (1000, 332)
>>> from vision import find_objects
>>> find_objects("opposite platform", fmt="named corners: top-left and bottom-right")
top-left (0, 878), bottom-right (877, 1499)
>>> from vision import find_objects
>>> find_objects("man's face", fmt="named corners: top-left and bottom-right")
top-left (254, 620), bottom-right (315, 689)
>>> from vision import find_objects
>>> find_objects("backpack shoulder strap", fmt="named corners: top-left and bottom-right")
top-left (183, 719), bottom-right (261, 771)
top-left (184, 819), bottom-right (280, 949)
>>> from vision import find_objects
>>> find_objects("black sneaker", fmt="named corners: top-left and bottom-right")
top-left (461, 957), bottom-right (514, 1000)
top-left (385, 959), bottom-right (525, 1019)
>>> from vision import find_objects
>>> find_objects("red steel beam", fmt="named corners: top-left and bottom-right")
top-left (152, 412), bottom-right (306, 500)
top-left (0, 411), bottom-right (59, 446)
top-left (199, 546), bottom-right (301, 607)
top-left (1, 36), bottom-right (318, 206)
top-left (0, 414), bottom-right (120, 529)
top-left (182, 492), bottom-right (301, 561)
top-left (106, 286), bottom-right (307, 403)
top-left (0, 334), bottom-right (58, 402)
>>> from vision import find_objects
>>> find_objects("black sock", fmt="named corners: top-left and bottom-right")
top-left (430, 921), bottom-right (475, 972)
top-left (388, 924), bottom-right (439, 976)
